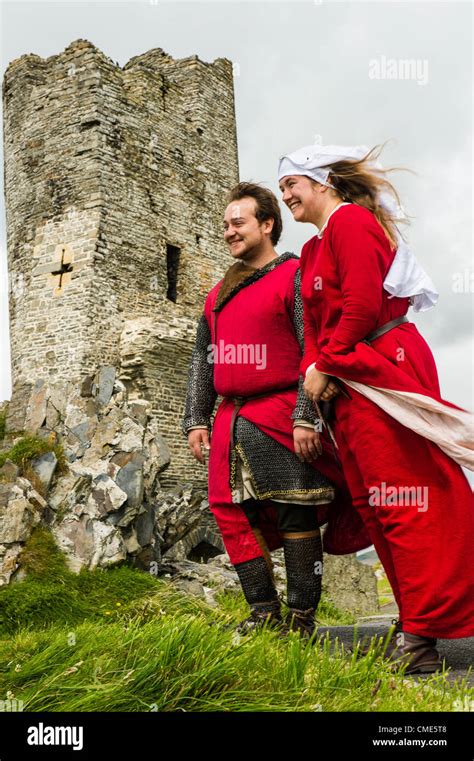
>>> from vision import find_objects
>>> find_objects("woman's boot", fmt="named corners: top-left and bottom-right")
top-left (384, 630), bottom-right (442, 674)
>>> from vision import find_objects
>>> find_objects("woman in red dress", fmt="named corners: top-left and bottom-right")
top-left (278, 144), bottom-right (474, 673)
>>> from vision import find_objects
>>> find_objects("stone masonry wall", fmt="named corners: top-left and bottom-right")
top-left (3, 40), bottom-right (239, 484)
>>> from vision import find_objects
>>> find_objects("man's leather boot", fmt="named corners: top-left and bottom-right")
top-left (232, 556), bottom-right (282, 634)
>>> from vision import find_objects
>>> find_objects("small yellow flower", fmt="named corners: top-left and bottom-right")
top-left (104, 611), bottom-right (111, 616)
top-left (116, 602), bottom-right (122, 607)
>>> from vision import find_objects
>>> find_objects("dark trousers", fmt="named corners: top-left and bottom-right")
top-left (241, 498), bottom-right (319, 534)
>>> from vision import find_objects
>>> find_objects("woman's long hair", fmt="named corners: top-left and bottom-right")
top-left (327, 144), bottom-right (411, 249)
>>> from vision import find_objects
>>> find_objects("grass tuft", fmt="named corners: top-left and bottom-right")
top-left (0, 406), bottom-right (7, 442)
top-left (0, 434), bottom-right (67, 476)
top-left (0, 433), bottom-right (68, 495)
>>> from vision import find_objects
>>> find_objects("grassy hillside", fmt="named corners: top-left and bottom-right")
top-left (0, 529), bottom-right (472, 712)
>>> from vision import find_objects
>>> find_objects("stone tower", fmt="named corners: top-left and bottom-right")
top-left (3, 39), bottom-right (239, 485)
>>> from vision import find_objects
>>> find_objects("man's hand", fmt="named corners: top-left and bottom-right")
top-left (293, 426), bottom-right (323, 463)
top-left (303, 367), bottom-right (331, 403)
top-left (188, 428), bottom-right (211, 464)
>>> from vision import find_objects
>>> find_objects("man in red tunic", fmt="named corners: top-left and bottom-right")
top-left (278, 143), bottom-right (474, 672)
top-left (182, 182), bottom-right (370, 635)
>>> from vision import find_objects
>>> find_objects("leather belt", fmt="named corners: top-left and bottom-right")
top-left (229, 384), bottom-right (298, 448)
top-left (324, 315), bottom-right (410, 415)
top-left (362, 315), bottom-right (409, 345)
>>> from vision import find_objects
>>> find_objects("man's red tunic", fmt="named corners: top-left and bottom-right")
top-left (203, 255), bottom-right (370, 565)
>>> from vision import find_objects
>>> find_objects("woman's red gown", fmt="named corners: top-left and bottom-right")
top-left (300, 203), bottom-right (474, 639)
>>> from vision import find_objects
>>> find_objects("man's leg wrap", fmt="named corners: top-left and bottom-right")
top-left (251, 527), bottom-right (276, 584)
top-left (281, 530), bottom-right (323, 611)
top-left (233, 556), bottom-right (279, 607)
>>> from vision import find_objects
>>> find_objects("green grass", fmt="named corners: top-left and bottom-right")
top-left (0, 529), bottom-right (160, 635)
top-left (0, 434), bottom-right (68, 494)
top-left (0, 530), bottom-right (472, 712)
top-left (1, 596), bottom-right (471, 713)
top-left (0, 406), bottom-right (7, 442)
top-left (0, 433), bottom-right (67, 472)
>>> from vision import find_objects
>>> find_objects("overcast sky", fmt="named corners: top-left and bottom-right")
top-left (0, 0), bottom-right (472, 417)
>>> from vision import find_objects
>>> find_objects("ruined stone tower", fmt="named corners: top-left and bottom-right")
top-left (3, 39), bottom-right (239, 485)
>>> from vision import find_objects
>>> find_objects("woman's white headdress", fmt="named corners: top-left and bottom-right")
top-left (278, 143), bottom-right (438, 312)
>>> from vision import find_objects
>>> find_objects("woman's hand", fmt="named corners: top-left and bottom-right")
top-left (320, 379), bottom-right (341, 402)
top-left (293, 426), bottom-right (323, 463)
top-left (303, 367), bottom-right (331, 403)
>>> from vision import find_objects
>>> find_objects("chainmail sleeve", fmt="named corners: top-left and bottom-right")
top-left (181, 313), bottom-right (218, 435)
top-left (291, 268), bottom-right (320, 426)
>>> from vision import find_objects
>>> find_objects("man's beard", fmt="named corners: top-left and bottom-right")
top-left (229, 238), bottom-right (261, 261)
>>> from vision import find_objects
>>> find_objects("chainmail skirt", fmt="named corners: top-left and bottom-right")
top-left (230, 416), bottom-right (335, 505)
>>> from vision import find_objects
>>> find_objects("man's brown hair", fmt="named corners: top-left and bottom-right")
top-left (227, 182), bottom-right (283, 245)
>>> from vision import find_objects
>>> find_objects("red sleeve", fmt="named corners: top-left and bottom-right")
top-left (299, 240), bottom-right (321, 376)
top-left (316, 207), bottom-right (393, 373)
